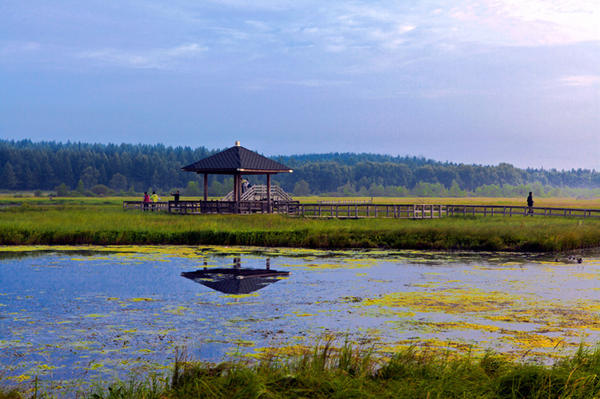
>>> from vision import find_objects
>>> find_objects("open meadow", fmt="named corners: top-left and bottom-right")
top-left (0, 196), bottom-right (599, 251)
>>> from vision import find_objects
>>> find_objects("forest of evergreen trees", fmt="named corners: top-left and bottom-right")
top-left (1, 140), bottom-right (599, 197)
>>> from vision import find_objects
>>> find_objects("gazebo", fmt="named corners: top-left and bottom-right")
top-left (181, 141), bottom-right (293, 213)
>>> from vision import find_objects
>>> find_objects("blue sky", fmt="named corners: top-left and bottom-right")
top-left (1, 0), bottom-right (599, 169)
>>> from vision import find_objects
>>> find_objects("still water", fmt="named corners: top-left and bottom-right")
top-left (1, 246), bottom-right (599, 390)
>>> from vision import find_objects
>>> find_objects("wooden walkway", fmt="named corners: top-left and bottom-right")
top-left (445, 204), bottom-right (600, 218)
top-left (297, 203), bottom-right (445, 219)
top-left (123, 201), bottom-right (600, 219)
top-left (123, 200), bottom-right (299, 214)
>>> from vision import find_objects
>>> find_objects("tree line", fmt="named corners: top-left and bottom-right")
top-left (1, 140), bottom-right (599, 197)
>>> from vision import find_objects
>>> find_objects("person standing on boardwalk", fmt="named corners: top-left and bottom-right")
top-left (527, 192), bottom-right (534, 215)
top-left (150, 191), bottom-right (159, 211)
top-left (170, 190), bottom-right (180, 203)
top-left (143, 191), bottom-right (150, 211)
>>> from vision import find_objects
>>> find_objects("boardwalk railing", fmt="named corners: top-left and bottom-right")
top-left (122, 201), bottom-right (170, 212)
top-left (446, 204), bottom-right (600, 218)
top-left (296, 203), bottom-right (444, 219)
top-left (318, 199), bottom-right (372, 205)
top-left (123, 201), bottom-right (600, 219)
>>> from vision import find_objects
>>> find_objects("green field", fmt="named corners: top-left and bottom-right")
top-left (1, 196), bottom-right (599, 251)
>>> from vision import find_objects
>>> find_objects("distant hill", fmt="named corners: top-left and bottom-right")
top-left (1, 140), bottom-right (599, 197)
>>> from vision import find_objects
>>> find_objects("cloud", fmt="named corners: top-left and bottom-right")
top-left (78, 43), bottom-right (206, 69)
top-left (243, 78), bottom-right (350, 90)
top-left (559, 75), bottom-right (600, 87)
top-left (0, 41), bottom-right (41, 55)
top-left (274, 79), bottom-right (350, 87)
top-left (448, 0), bottom-right (600, 46)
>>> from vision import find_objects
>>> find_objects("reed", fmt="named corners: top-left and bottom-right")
top-left (6, 343), bottom-right (600, 398)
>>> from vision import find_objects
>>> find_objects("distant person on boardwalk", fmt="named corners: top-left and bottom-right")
top-left (527, 192), bottom-right (534, 215)
top-left (170, 190), bottom-right (180, 203)
top-left (143, 192), bottom-right (150, 211)
top-left (150, 191), bottom-right (160, 212)
top-left (241, 179), bottom-right (249, 194)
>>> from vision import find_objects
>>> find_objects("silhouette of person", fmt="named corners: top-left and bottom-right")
top-left (527, 192), bottom-right (534, 215)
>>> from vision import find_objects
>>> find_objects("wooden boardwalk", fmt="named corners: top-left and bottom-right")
top-left (123, 200), bottom-right (299, 215)
top-left (297, 203), bottom-right (445, 219)
top-left (445, 204), bottom-right (600, 218)
top-left (123, 201), bottom-right (600, 219)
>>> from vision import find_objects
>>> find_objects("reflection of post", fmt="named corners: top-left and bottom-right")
top-left (266, 258), bottom-right (270, 270)
top-left (203, 260), bottom-right (208, 270)
top-left (233, 257), bottom-right (241, 269)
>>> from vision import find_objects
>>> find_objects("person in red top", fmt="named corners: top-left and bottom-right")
top-left (143, 191), bottom-right (150, 211)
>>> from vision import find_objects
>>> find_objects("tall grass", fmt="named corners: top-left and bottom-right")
top-left (1, 202), bottom-right (600, 251)
top-left (6, 343), bottom-right (600, 398)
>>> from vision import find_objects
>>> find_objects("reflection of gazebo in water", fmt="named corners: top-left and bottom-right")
top-left (180, 141), bottom-right (295, 214)
top-left (181, 258), bottom-right (289, 295)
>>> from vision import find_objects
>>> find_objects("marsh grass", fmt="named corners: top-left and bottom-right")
top-left (1, 200), bottom-right (600, 251)
top-left (7, 343), bottom-right (600, 398)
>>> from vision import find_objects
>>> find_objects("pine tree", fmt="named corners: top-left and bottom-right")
top-left (1, 162), bottom-right (17, 189)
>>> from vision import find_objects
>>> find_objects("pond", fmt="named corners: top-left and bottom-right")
top-left (1, 245), bottom-right (599, 392)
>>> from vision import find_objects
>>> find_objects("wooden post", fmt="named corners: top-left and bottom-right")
top-left (266, 174), bottom-right (271, 213)
top-left (232, 174), bottom-right (237, 203)
top-left (233, 174), bottom-right (241, 213)
top-left (203, 173), bottom-right (208, 201)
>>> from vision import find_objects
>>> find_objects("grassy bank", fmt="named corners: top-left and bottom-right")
top-left (1, 201), bottom-right (600, 251)
top-left (5, 344), bottom-right (600, 398)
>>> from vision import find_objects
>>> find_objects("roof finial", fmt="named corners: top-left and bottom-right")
top-left (235, 140), bottom-right (240, 146)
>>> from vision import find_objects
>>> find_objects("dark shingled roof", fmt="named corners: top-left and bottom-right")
top-left (182, 145), bottom-right (292, 174)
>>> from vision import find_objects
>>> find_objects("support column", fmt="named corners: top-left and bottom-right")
top-left (266, 174), bottom-right (271, 213)
top-left (233, 174), bottom-right (238, 203)
top-left (234, 174), bottom-right (241, 213)
top-left (203, 173), bottom-right (208, 201)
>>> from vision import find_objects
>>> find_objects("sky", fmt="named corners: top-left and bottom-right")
top-left (1, 0), bottom-right (599, 170)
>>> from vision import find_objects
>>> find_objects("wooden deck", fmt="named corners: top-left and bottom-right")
top-left (123, 201), bottom-right (600, 219)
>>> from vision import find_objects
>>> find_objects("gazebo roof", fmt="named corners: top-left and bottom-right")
top-left (182, 143), bottom-right (293, 175)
